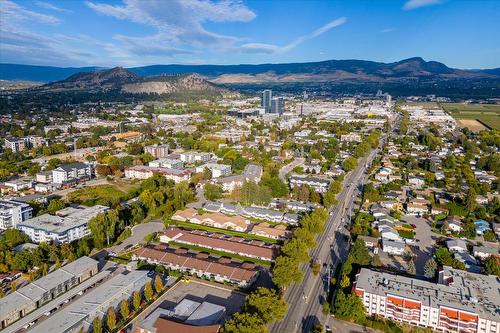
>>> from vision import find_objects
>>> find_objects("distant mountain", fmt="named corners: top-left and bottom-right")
top-left (36, 67), bottom-right (229, 97)
top-left (1, 58), bottom-right (499, 84)
top-left (122, 73), bottom-right (225, 94)
top-left (0, 64), bottom-right (101, 83)
top-left (44, 67), bottom-right (140, 91)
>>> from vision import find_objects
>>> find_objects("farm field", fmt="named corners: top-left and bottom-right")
top-left (441, 103), bottom-right (500, 130)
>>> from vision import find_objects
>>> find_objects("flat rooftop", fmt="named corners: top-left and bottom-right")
top-left (17, 205), bottom-right (108, 234)
top-left (356, 267), bottom-right (500, 321)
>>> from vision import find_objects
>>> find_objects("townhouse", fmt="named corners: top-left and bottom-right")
top-left (133, 245), bottom-right (259, 288)
top-left (172, 208), bottom-right (250, 232)
top-left (354, 267), bottom-right (500, 333)
top-left (203, 201), bottom-right (300, 224)
top-left (160, 227), bottom-right (278, 261)
top-left (250, 223), bottom-right (291, 240)
top-left (288, 174), bottom-right (331, 193)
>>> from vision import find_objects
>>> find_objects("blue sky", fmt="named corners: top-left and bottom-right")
top-left (0, 0), bottom-right (499, 68)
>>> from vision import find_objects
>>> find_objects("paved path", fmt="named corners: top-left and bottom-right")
top-left (109, 221), bottom-right (165, 254)
top-left (279, 157), bottom-right (305, 181)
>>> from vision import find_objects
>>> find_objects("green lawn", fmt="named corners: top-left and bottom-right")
top-left (67, 184), bottom-right (130, 206)
top-left (398, 230), bottom-right (415, 239)
top-left (166, 219), bottom-right (279, 244)
top-left (168, 241), bottom-right (272, 267)
top-left (442, 103), bottom-right (500, 130)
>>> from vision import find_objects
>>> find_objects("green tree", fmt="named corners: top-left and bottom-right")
top-left (272, 256), bottom-right (303, 289)
top-left (281, 238), bottom-right (309, 263)
top-left (120, 299), bottom-right (130, 320)
top-left (144, 282), bottom-right (153, 302)
top-left (243, 288), bottom-right (287, 324)
top-left (47, 199), bottom-right (66, 214)
top-left (340, 275), bottom-right (351, 289)
top-left (407, 259), bottom-right (416, 275)
top-left (342, 157), bottom-right (358, 172)
top-left (92, 317), bottom-right (103, 333)
top-left (222, 312), bottom-right (266, 333)
top-left (334, 290), bottom-right (366, 321)
top-left (483, 230), bottom-right (497, 242)
top-left (106, 307), bottom-right (116, 331)
top-left (371, 254), bottom-right (382, 267)
top-left (483, 256), bottom-right (500, 276)
top-left (322, 301), bottom-right (331, 315)
top-left (424, 258), bottom-right (437, 279)
top-left (203, 183), bottom-right (223, 201)
top-left (466, 187), bottom-right (477, 213)
top-left (133, 290), bottom-right (142, 311)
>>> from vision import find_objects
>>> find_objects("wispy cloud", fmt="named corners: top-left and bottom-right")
top-left (1, 0), bottom-right (60, 24)
top-left (380, 28), bottom-right (394, 33)
top-left (403, 0), bottom-right (443, 10)
top-left (239, 17), bottom-right (347, 54)
top-left (35, 1), bottom-right (73, 13)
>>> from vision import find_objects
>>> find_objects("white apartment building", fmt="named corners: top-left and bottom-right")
top-left (354, 267), bottom-right (500, 333)
top-left (195, 163), bottom-right (232, 178)
top-left (179, 152), bottom-right (211, 164)
top-left (16, 205), bottom-right (108, 244)
top-left (148, 158), bottom-right (184, 169)
top-left (52, 163), bottom-right (93, 184)
top-left (124, 166), bottom-right (192, 183)
top-left (0, 199), bottom-right (33, 230)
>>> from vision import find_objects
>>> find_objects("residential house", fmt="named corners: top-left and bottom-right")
top-left (473, 246), bottom-right (499, 260)
top-left (52, 163), bottom-right (93, 184)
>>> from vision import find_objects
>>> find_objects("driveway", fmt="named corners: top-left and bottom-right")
top-left (279, 157), bottom-right (305, 181)
top-left (402, 215), bottom-right (434, 276)
top-left (109, 221), bottom-right (165, 254)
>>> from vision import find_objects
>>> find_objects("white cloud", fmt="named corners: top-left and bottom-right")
top-left (0, 0), bottom-right (60, 24)
top-left (239, 17), bottom-right (347, 54)
top-left (86, 0), bottom-right (255, 48)
top-left (381, 28), bottom-right (394, 33)
top-left (35, 1), bottom-right (73, 13)
top-left (403, 0), bottom-right (443, 10)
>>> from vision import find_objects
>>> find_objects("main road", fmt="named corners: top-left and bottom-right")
top-left (270, 118), bottom-right (398, 333)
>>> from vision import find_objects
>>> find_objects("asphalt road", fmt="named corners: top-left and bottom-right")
top-left (270, 119), bottom-right (398, 333)
top-left (108, 221), bottom-right (165, 254)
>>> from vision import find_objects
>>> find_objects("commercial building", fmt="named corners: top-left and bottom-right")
top-left (195, 163), bottom-right (232, 178)
top-left (17, 205), bottom-right (109, 243)
top-left (354, 267), bottom-right (500, 333)
top-left (136, 299), bottom-right (224, 333)
top-left (144, 144), bottom-right (170, 159)
top-left (0, 199), bottom-right (33, 230)
top-left (0, 256), bottom-right (98, 329)
top-left (133, 245), bottom-right (259, 287)
top-left (289, 174), bottom-right (331, 193)
top-left (31, 270), bottom-right (151, 333)
top-left (52, 162), bottom-right (93, 184)
top-left (160, 227), bottom-right (278, 261)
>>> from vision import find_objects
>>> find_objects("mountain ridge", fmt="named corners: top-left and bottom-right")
top-left (1, 57), bottom-right (499, 83)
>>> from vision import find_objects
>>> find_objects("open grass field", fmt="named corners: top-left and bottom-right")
top-left (441, 103), bottom-right (500, 130)
top-left (67, 184), bottom-right (130, 206)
